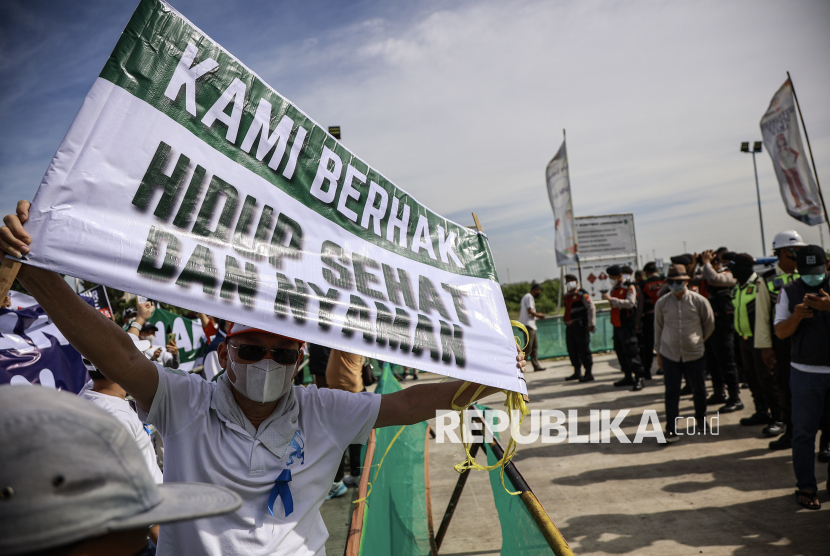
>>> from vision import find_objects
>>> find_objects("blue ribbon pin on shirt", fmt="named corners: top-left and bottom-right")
top-left (268, 469), bottom-right (293, 517)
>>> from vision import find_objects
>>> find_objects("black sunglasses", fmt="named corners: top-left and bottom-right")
top-left (228, 343), bottom-right (300, 365)
top-left (667, 279), bottom-right (685, 286)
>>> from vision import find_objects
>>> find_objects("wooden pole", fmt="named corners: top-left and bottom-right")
top-left (472, 212), bottom-right (529, 401)
top-left (0, 258), bottom-right (22, 301)
top-left (787, 72), bottom-right (830, 236)
top-left (344, 429), bottom-right (376, 556)
top-left (434, 441), bottom-right (482, 550)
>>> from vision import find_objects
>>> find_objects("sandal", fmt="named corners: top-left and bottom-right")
top-left (795, 490), bottom-right (820, 510)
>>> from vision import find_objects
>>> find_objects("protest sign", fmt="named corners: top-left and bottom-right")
top-left (760, 80), bottom-right (825, 226)
top-left (15, 0), bottom-right (523, 393)
top-left (144, 307), bottom-right (207, 372)
top-left (545, 139), bottom-right (577, 266)
top-left (0, 305), bottom-right (89, 393)
top-left (81, 284), bottom-right (113, 319)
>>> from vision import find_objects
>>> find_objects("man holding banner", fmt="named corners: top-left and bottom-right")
top-left (0, 1), bottom-right (527, 552)
top-left (0, 200), bottom-right (525, 555)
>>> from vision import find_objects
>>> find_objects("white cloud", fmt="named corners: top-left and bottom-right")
top-left (255, 0), bottom-right (830, 281)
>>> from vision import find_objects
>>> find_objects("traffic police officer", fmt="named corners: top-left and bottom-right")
top-left (756, 231), bottom-right (804, 449)
top-left (602, 264), bottom-right (646, 391)
top-left (728, 252), bottom-right (773, 426)
top-left (563, 274), bottom-right (596, 382)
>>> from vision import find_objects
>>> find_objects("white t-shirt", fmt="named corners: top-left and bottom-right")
top-left (519, 293), bottom-right (538, 330)
top-left (139, 364), bottom-right (381, 556)
top-left (774, 288), bottom-right (830, 374)
top-left (78, 381), bottom-right (163, 483)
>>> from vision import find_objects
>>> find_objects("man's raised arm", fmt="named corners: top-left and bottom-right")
top-left (0, 200), bottom-right (158, 410)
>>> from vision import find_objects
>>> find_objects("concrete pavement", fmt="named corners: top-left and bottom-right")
top-left (323, 353), bottom-right (829, 555)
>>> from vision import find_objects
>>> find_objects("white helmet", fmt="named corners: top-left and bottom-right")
top-left (772, 230), bottom-right (806, 251)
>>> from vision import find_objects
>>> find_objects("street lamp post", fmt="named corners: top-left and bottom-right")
top-left (741, 141), bottom-right (766, 257)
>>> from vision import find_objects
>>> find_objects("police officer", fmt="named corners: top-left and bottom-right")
top-left (756, 231), bottom-right (804, 449)
top-left (700, 249), bottom-right (744, 413)
top-left (602, 264), bottom-right (646, 391)
top-left (728, 252), bottom-right (773, 427)
top-left (637, 262), bottom-right (666, 379)
top-left (562, 274), bottom-right (596, 382)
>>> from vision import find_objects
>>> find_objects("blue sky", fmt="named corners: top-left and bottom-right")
top-left (2, 0), bottom-right (829, 283)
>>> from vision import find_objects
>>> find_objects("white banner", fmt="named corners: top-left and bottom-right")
top-left (13, 0), bottom-right (524, 394)
top-left (546, 140), bottom-right (577, 266)
top-left (760, 80), bottom-right (825, 226)
top-left (573, 214), bottom-right (637, 260)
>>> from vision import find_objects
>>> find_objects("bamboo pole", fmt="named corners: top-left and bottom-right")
top-left (424, 426), bottom-right (438, 556)
top-left (434, 441), bottom-right (482, 550)
top-left (787, 72), bottom-right (830, 236)
top-left (0, 258), bottom-right (22, 301)
top-left (477, 416), bottom-right (574, 556)
top-left (344, 429), bottom-right (376, 556)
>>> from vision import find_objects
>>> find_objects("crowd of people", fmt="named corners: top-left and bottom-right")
top-left (518, 229), bottom-right (830, 511)
top-left (0, 191), bottom-right (828, 556)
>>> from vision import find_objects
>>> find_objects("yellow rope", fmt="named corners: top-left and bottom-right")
top-left (450, 320), bottom-right (530, 495)
top-left (352, 425), bottom-right (407, 506)
top-left (355, 320), bottom-right (530, 501)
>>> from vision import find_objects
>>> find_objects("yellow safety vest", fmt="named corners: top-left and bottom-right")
top-left (733, 281), bottom-right (757, 338)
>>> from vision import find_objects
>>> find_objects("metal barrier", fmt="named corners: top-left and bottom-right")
top-left (516, 311), bottom-right (615, 360)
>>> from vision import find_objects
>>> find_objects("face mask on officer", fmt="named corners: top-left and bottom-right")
top-left (802, 274), bottom-right (826, 287)
top-left (566, 281), bottom-right (578, 291)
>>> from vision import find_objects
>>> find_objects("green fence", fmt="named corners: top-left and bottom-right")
top-left (521, 311), bottom-right (614, 360)
top-left (358, 365), bottom-right (432, 556)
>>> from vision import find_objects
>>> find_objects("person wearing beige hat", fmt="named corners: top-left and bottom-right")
top-left (0, 385), bottom-right (240, 556)
top-left (654, 264), bottom-right (715, 443)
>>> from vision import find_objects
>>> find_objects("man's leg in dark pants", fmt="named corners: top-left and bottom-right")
top-left (640, 315), bottom-right (655, 379)
top-left (790, 368), bottom-right (830, 495)
top-left (663, 357), bottom-right (683, 435)
top-left (527, 328), bottom-right (542, 371)
top-left (621, 326), bottom-right (644, 381)
top-left (565, 324), bottom-right (582, 379)
top-left (705, 337), bottom-right (725, 399)
top-left (683, 356), bottom-right (708, 427)
top-left (612, 327), bottom-right (633, 387)
top-left (577, 325), bottom-right (593, 377)
top-left (738, 337), bottom-right (769, 423)
top-left (772, 336), bottom-right (792, 427)
top-left (712, 323), bottom-right (743, 408)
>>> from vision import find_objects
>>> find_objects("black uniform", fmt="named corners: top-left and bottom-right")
top-left (564, 289), bottom-right (593, 378)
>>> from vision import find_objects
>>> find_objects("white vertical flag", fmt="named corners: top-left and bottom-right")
top-left (546, 139), bottom-right (577, 265)
top-left (760, 80), bottom-right (825, 226)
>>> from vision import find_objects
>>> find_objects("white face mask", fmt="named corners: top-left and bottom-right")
top-left (566, 281), bottom-right (578, 291)
top-left (144, 335), bottom-right (156, 346)
top-left (228, 350), bottom-right (294, 403)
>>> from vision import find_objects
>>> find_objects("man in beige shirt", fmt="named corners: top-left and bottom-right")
top-left (655, 265), bottom-right (715, 443)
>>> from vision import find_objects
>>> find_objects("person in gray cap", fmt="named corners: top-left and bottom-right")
top-left (0, 385), bottom-right (241, 556)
